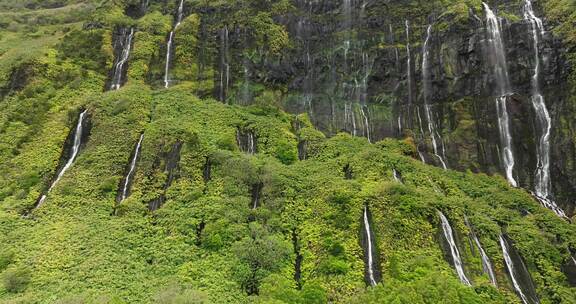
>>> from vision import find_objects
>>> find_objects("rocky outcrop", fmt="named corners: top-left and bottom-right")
top-left (141, 1), bottom-right (574, 214)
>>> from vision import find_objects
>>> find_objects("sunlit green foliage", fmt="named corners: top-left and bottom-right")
top-left (0, 0), bottom-right (575, 303)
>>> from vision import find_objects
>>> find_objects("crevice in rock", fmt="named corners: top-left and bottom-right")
top-left (148, 140), bottom-right (183, 211)
top-left (343, 164), bottom-right (353, 180)
top-left (250, 182), bottom-right (263, 210)
top-left (292, 229), bottom-right (303, 290)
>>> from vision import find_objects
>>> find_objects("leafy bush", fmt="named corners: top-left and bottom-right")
top-left (2, 266), bottom-right (31, 293)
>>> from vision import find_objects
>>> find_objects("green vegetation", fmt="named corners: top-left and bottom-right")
top-left (0, 0), bottom-right (574, 303)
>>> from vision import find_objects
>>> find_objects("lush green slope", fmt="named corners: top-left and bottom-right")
top-left (0, 0), bottom-right (575, 303)
top-left (0, 84), bottom-right (574, 302)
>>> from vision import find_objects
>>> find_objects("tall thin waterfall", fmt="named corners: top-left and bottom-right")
top-left (219, 26), bottom-right (230, 102)
top-left (361, 105), bottom-right (371, 143)
top-left (496, 96), bottom-right (517, 187)
top-left (363, 206), bottom-right (378, 286)
top-left (345, 103), bottom-right (357, 136)
top-left (164, 0), bottom-right (185, 88)
top-left (483, 3), bottom-right (517, 187)
top-left (422, 25), bottom-right (447, 170)
top-left (416, 108), bottom-right (427, 163)
top-left (405, 20), bottom-right (413, 106)
top-left (499, 235), bottom-right (540, 304)
top-left (523, 0), bottom-right (565, 218)
top-left (465, 217), bottom-right (497, 286)
top-left (36, 110), bottom-right (88, 208)
top-left (439, 212), bottom-right (471, 286)
top-left (358, 52), bottom-right (373, 142)
top-left (110, 28), bottom-right (134, 90)
top-left (118, 134), bottom-right (144, 202)
top-left (343, 0), bottom-right (352, 63)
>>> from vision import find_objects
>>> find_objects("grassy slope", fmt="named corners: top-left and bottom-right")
top-left (0, 82), bottom-right (574, 303)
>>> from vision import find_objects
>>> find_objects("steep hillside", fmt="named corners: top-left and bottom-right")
top-left (0, 0), bottom-right (575, 303)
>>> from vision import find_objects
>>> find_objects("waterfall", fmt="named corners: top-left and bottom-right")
top-left (237, 130), bottom-right (256, 154)
top-left (499, 235), bottom-right (540, 304)
top-left (163, 0), bottom-right (185, 88)
top-left (219, 26), bottom-right (230, 101)
top-left (36, 110), bottom-right (88, 208)
top-left (416, 108), bottom-right (427, 163)
top-left (496, 96), bottom-right (517, 187)
top-left (439, 212), bottom-right (471, 286)
top-left (523, 0), bottom-right (565, 218)
top-left (345, 103), bottom-right (357, 137)
top-left (110, 28), bottom-right (134, 91)
top-left (483, 3), bottom-right (517, 187)
top-left (465, 217), bottom-right (497, 286)
top-left (248, 132), bottom-right (255, 155)
top-left (483, 3), bottom-right (511, 95)
top-left (359, 52), bottom-right (373, 142)
top-left (363, 206), bottom-right (378, 286)
top-left (422, 25), bottom-right (448, 170)
top-left (392, 169), bottom-right (401, 182)
top-left (118, 134), bottom-right (144, 202)
top-left (405, 20), bottom-right (413, 106)
top-left (140, 0), bottom-right (150, 13)
top-left (361, 105), bottom-right (371, 143)
top-left (343, 0), bottom-right (352, 63)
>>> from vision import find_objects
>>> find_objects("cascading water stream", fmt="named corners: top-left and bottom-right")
top-left (358, 52), bottom-right (373, 142)
top-left (422, 25), bottom-right (447, 170)
top-left (465, 217), bottom-right (497, 286)
top-left (119, 134), bottom-right (144, 202)
top-left (36, 110), bottom-right (88, 208)
top-left (363, 206), bottom-right (378, 286)
top-left (343, 0), bottom-right (352, 64)
top-left (392, 169), bottom-right (402, 182)
top-left (110, 28), bottom-right (134, 91)
top-left (522, 0), bottom-right (566, 218)
top-left (345, 103), bottom-right (358, 137)
top-left (416, 108), bottom-right (427, 163)
top-left (496, 96), bottom-right (517, 187)
top-left (483, 3), bottom-right (517, 187)
top-left (499, 235), bottom-right (540, 304)
top-left (219, 26), bottom-right (230, 101)
top-left (439, 212), bottom-right (471, 286)
top-left (164, 0), bottom-right (185, 88)
top-left (361, 105), bottom-right (371, 143)
top-left (405, 20), bottom-right (413, 107)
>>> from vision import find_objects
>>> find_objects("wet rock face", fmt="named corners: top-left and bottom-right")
top-left (185, 1), bottom-right (574, 213)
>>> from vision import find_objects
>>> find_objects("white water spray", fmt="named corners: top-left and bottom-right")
top-left (119, 134), bottom-right (144, 201)
top-left (422, 25), bottom-right (447, 170)
top-left (219, 26), bottom-right (230, 101)
top-left (393, 169), bottom-right (401, 182)
top-left (110, 28), bottom-right (134, 90)
top-left (523, 0), bottom-right (565, 217)
top-left (483, 3), bottom-right (517, 187)
top-left (405, 20), bottom-right (413, 106)
top-left (499, 235), bottom-right (537, 304)
top-left (37, 110), bottom-right (88, 208)
top-left (496, 95), bottom-right (517, 187)
top-left (465, 217), bottom-right (497, 286)
top-left (363, 206), bottom-right (377, 286)
top-left (164, 0), bottom-right (185, 88)
top-left (439, 212), bottom-right (471, 286)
